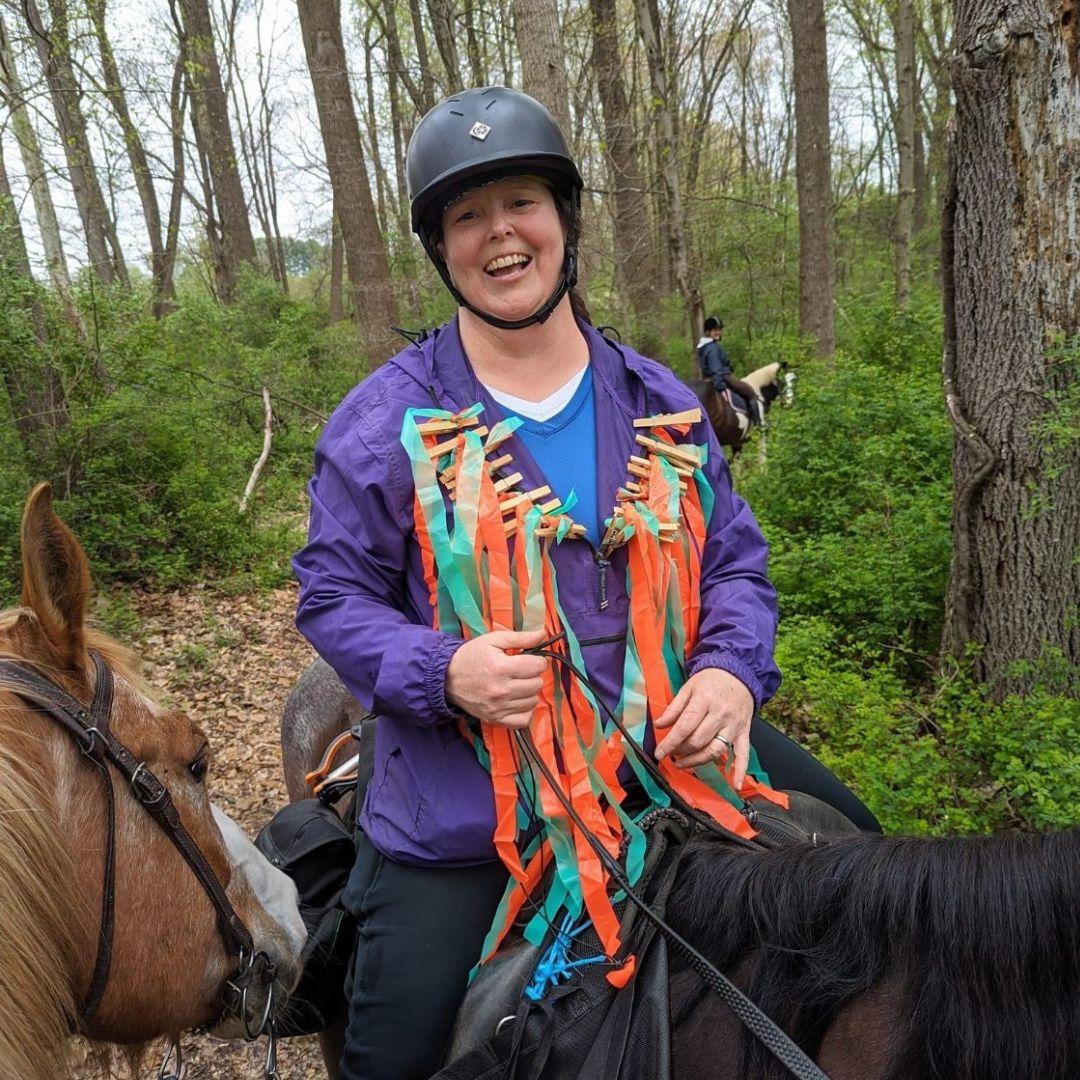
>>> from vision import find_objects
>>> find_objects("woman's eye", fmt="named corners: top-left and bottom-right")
top-left (188, 757), bottom-right (209, 784)
top-left (455, 210), bottom-right (476, 223)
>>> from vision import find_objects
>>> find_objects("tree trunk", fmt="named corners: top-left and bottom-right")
top-left (787, 0), bottom-right (835, 356)
top-left (298, 0), bottom-right (398, 364)
top-left (0, 134), bottom-right (66, 469)
top-left (23, 0), bottom-right (126, 287)
top-left (513, 0), bottom-right (572, 135)
top-left (463, 0), bottom-right (485, 87)
top-left (893, 0), bottom-right (916, 309)
top-left (634, 0), bottom-right (702, 346)
top-left (162, 53), bottom-right (186, 312)
top-left (88, 0), bottom-right (174, 309)
top-left (427, 0), bottom-right (464, 91)
top-left (407, 0), bottom-right (436, 111)
top-left (177, 0), bottom-right (257, 302)
top-left (0, 13), bottom-right (81, 332)
top-left (942, 0), bottom-right (1080, 694)
top-left (329, 206), bottom-right (344, 324)
top-left (588, 0), bottom-right (655, 319)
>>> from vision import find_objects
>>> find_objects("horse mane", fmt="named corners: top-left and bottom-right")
top-left (669, 832), bottom-right (1080, 1080)
top-left (742, 362), bottom-right (781, 393)
top-left (0, 607), bottom-right (153, 1078)
top-left (0, 721), bottom-right (81, 1079)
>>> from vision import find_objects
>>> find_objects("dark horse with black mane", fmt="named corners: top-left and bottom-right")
top-left (667, 830), bottom-right (1079, 1079)
top-left (282, 668), bottom-right (1080, 1079)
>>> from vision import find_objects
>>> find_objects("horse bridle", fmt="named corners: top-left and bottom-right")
top-left (0, 652), bottom-right (279, 1045)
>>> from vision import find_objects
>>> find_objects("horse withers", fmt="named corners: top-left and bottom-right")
top-left (0, 484), bottom-right (306, 1079)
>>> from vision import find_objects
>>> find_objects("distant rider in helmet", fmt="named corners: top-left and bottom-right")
top-left (696, 315), bottom-right (763, 424)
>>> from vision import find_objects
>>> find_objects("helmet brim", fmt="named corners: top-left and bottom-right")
top-left (411, 155), bottom-right (583, 236)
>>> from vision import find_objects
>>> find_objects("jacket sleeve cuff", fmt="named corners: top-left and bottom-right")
top-left (686, 652), bottom-right (766, 711)
top-left (425, 634), bottom-right (467, 719)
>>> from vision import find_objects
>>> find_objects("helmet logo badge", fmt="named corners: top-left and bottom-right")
top-left (469, 121), bottom-right (492, 141)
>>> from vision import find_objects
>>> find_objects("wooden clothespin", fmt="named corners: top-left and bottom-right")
top-left (493, 471), bottom-right (524, 494)
top-left (427, 426), bottom-right (489, 459)
top-left (632, 409), bottom-right (701, 429)
top-left (634, 433), bottom-right (700, 470)
top-left (500, 485), bottom-right (552, 515)
top-left (416, 415), bottom-right (481, 436)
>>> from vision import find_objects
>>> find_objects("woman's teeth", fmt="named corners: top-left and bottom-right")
top-left (485, 254), bottom-right (531, 276)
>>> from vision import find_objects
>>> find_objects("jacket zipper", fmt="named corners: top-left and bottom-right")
top-left (594, 548), bottom-right (611, 611)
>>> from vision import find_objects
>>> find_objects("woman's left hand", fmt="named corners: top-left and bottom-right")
top-left (653, 668), bottom-right (754, 789)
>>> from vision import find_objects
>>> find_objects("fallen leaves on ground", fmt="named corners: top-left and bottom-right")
top-left (72, 584), bottom-right (330, 1079)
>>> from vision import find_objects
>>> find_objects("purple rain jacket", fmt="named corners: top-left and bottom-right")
top-left (293, 317), bottom-right (780, 867)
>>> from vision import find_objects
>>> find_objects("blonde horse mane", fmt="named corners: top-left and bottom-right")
top-left (0, 720), bottom-right (79, 1080)
top-left (0, 607), bottom-right (149, 1079)
top-left (742, 361), bottom-right (782, 394)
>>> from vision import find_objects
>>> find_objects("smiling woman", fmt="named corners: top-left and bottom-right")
top-left (291, 86), bottom-right (877, 1080)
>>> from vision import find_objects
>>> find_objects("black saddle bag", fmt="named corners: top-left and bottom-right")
top-left (254, 796), bottom-right (357, 1036)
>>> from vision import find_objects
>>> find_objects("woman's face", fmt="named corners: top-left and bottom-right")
top-left (438, 177), bottom-right (565, 321)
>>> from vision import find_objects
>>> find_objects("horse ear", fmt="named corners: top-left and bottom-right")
top-left (20, 483), bottom-right (91, 670)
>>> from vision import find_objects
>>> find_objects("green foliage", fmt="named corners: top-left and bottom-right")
top-left (0, 272), bottom-right (364, 608)
top-left (740, 293), bottom-right (952, 660)
top-left (773, 618), bottom-right (1080, 834)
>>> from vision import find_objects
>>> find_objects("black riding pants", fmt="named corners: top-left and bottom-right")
top-left (338, 717), bottom-right (878, 1080)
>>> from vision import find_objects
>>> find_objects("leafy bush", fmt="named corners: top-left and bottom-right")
top-left (771, 618), bottom-right (1080, 834)
top-left (0, 276), bottom-right (364, 607)
top-left (740, 295), bottom-right (952, 660)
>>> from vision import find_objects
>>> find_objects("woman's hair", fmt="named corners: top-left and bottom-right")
top-left (569, 287), bottom-right (592, 325)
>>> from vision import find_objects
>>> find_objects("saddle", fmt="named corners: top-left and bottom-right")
top-left (436, 792), bottom-right (859, 1080)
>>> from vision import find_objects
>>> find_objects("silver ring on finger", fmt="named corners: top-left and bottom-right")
top-left (711, 734), bottom-right (734, 758)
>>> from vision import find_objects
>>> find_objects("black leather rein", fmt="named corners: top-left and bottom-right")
top-left (0, 651), bottom-right (272, 1028)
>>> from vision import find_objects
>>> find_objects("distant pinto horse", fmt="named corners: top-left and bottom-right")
top-left (0, 485), bottom-right (306, 1080)
top-left (282, 664), bottom-right (1080, 1080)
top-left (688, 361), bottom-right (791, 455)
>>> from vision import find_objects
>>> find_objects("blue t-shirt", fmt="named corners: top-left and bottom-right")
top-left (501, 370), bottom-right (600, 545)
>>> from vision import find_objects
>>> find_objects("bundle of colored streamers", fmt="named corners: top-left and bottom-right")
top-left (401, 404), bottom-right (785, 987)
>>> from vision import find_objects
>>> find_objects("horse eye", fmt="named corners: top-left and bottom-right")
top-left (188, 756), bottom-right (209, 784)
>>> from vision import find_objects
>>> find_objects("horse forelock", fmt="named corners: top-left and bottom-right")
top-left (668, 832), bottom-right (1080, 1080)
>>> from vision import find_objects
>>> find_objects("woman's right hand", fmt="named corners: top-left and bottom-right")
top-left (445, 628), bottom-right (549, 728)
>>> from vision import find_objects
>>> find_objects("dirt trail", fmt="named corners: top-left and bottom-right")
top-left (73, 584), bottom-right (329, 1079)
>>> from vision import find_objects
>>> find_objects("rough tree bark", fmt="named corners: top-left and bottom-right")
top-left (23, 0), bottom-right (127, 287)
top-left (513, 0), bottom-right (572, 135)
top-left (635, 0), bottom-right (703, 345)
top-left (176, 0), bottom-right (258, 302)
top-left (0, 13), bottom-right (81, 332)
top-left (329, 206), bottom-right (344, 324)
top-left (787, 0), bottom-right (835, 355)
top-left (942, 0), bottom-right (1080, 693)
top-left (298, 0), bottom-right (398, 365)
top-left (588, 0), bottom-right (656, 318)
top-left (893, 0), bottom-right (916, 308)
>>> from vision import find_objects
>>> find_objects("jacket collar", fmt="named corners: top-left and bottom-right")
top-left (391, 316), bottom-right (648, 417)
top-left (389, 317), bottom-right (651, 534)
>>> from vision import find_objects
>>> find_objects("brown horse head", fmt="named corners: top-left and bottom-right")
top-left (0, 485), bottom-right (305, 1075)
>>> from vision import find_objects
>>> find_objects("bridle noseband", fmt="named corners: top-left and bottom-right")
top-left (0, 652), bottom-right (279, 1046)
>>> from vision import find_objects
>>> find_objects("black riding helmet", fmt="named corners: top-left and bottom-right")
top-left (406, 86), bottom-right (584, 331)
